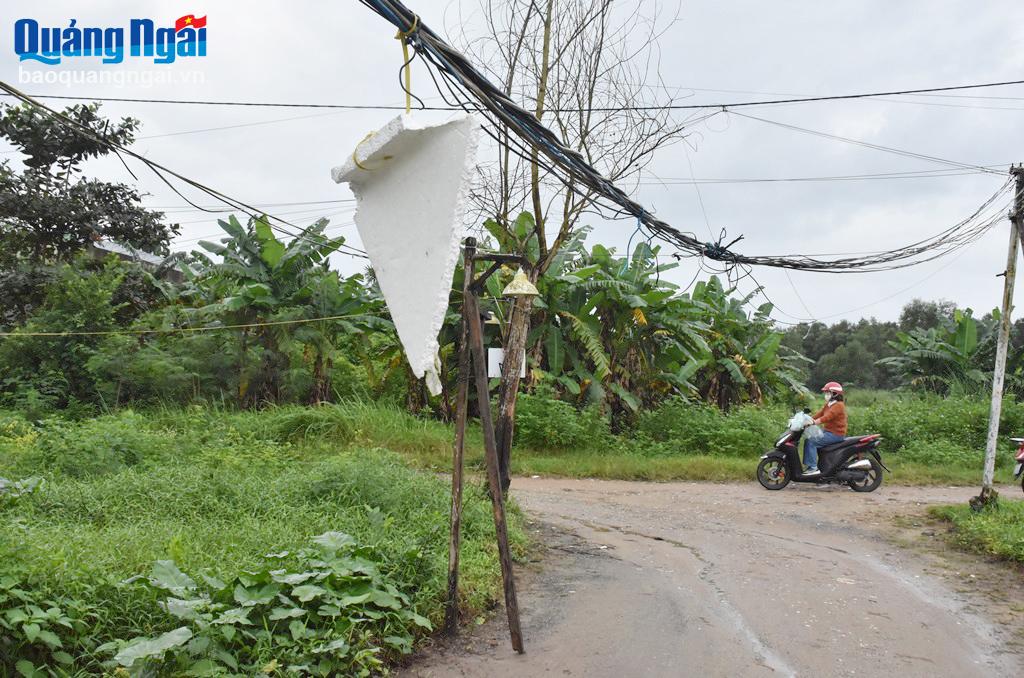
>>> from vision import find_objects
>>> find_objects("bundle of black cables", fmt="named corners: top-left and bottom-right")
top-left (358, 0), bottom-right (1017, 273)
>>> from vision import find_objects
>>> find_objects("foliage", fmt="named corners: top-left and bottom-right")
top-left (475, 226), bottom-right (807, 419)
top-left (181, 215), bottom-right (386, 407)
top-left (0, 102), bottom-right (173, 267)
top-left (686, 277), bottom-right (807, 411)
top-left (877, 309), bottom-right (989, 393)
top-left (512, 390), bottom-right (608, 449)
top-left (0, 257), bottom-right (130, 411)
top-left (931, 500), bottom-right (1024, 563)
top-left (105, 534), bottom-right (432, 676)
top-left (0, 408), bottom-right (522, 676)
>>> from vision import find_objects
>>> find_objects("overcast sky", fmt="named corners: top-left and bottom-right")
top-left (3, 1), bottom-right (1024, 325)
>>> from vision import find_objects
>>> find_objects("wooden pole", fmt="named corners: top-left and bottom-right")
top-left (444, 238), bottom-right (475, 635)
top-left (977, 166), bottom-right (1024, 507)
top-left (464, 267), bottom-right (525, 654)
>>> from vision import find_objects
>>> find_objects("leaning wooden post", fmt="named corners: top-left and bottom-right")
top-left (464, 257), bottom-right (525, 654)
top-left (444, 239), bottom-right (475, 635)
top-left (976, 166), bottom-right (1024, 508)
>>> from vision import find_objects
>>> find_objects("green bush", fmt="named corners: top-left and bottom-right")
top-left (7, 411), bottom-right (174, 478)
top-left (513, 392), bottom-right (609, 449)
top-left (0, 405), bottom-right (519, 676)
top-left (636, 398), bottom-right (784, 456)
top-left (98, 534), bottom-right (432, 676)
top-left (931, 501), bottom-right (1024, 563)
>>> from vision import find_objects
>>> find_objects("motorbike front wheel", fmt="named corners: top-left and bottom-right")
top-left (757, 457), bottom-right (790, 490)
top-left (848, 457), bottom-right (883, 493)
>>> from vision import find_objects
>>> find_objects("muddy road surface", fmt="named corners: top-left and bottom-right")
top-left (402, 479), bottom-right (1024, 678)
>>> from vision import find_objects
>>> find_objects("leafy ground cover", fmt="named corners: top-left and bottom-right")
top-left (930, 500), bottom-right (1024, 564)
top-left (1, 391), bottom-right (1018, 674)
top-left (0, 408), bottom-right (522, 676)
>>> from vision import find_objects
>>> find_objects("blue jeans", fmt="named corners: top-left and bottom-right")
top-left (803, 431), bottom-right (844, 470)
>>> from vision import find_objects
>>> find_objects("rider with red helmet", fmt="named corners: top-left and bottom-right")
top-left (803, 382), bottom-right (848, 475)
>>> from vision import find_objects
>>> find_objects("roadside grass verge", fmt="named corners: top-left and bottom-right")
top-left (929, 500), bottom-right (1024, 564)
top-left (0, 409), bottom-right (523, 676)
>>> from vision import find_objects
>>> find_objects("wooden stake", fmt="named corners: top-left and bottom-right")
top-left (444, 239), bottom-right (475, 635)
top-left (464, 268), bottom-right (525, 654)
top-left (977, 166), bottom-right (1024, 507)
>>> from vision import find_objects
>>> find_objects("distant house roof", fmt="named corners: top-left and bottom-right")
top-left (88, 239), bottom-right (182, 281)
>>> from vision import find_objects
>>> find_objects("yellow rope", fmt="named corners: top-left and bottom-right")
top-left (351, 131), bottom-right (376, 170)
top-left (0, 313), bottom-right (367, 338)
top-left (395, 14), bottom-right (419, 114)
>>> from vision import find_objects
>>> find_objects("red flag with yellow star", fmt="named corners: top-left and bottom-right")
top-left (175, 15), bottom-right (207, 32)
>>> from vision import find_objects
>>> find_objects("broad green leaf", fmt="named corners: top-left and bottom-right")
top-left (409, 612), bottom-right (432, 629)
top-left (150, 561), bottom-right (196, 594)
top-left (609, 383), bottom-right (641, 412)
top-left (260, 239), bottom-right (286, 269)
top-left (313, 638), bottom-right (350, 655)
top-left (213, 607), bottom-right (252, 626)
top-left (163, 597), bottom-right (205, 620)
top-left (270, 571), bottom-right (316, 586)
top-left (114, 627), bottom-right (193, 667)
top-left (718, 358), bottom-right (748, 385)
top-left (234, 583), bottom-right (279, 606)
top-left (289, 619), bottom-right (308, 641)
top-left (313, 532), bottom-right (355, 552)
top-left (37, 629), bottom-right (62, 649)
top-left (292, 585), bottom-right (328, 602)
top-left (369, 589), bottom-right (402, 610)
top-left (269, 607), bottom-right (306, 620)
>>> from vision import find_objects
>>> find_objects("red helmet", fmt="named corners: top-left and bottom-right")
top-left (821, 381), bottom-right (844, 394)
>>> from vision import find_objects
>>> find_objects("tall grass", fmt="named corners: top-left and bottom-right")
top-left (0, 409), bottom-right (522, 675)
top-left (931, 501), bottom-right (1024, 563)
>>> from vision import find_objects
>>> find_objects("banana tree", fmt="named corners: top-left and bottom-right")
top-left (877, 308), bottom-right (986, 393)
top-left (684, 276), bottom-right (807, 411)
top-left (525, 232), bottom-right (709, 424)
top-left (186, 215), bottom-right (381, 406)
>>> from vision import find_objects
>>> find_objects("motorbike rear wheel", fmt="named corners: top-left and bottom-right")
top-left (848, 457), bottom-right (883, 493)
top-left (757, 458), bottom-right (790, 490)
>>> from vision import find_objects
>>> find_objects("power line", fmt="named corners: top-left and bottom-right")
top-left (172, 216), bottom-right (356, 246)
top-left (149, 198), bottom-right (356, 212)
top-left (168, 205), bottom-right (355, 226)
top-left (730, 111), bottom-right (1002, 175)
top-left (359, 0), bottom-right (1018, 274)
top-left (3, 77), bottom-right (1024, 112)
top-left (0, 312), bottom-right (376, 338)
top-left (0, 80), bottom-right (368, 259)
top-left (637, 166), bottom-right (1009, 185)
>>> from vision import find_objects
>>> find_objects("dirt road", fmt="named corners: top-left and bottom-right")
top-left (403, 479), bottom-right (1024, 678)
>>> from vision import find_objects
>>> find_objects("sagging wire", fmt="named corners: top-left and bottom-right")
top-left (357, 0), bottom-right (1016, 274)
top-left (0, 80), bottom-right (368, 259)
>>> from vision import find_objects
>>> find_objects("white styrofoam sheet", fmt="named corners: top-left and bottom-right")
top-left (332, 114), bottom-right (481, 395)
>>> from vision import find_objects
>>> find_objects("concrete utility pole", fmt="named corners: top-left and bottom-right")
top-left (976, 165), bottom-right (1024, 507)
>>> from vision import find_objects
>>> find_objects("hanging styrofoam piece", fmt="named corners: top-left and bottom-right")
top-left (332, 114), bottom-right (481, 395)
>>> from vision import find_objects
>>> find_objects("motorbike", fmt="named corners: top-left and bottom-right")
top-left (757, 411), bottom-right (888, 492)
top-left (1012, 437), bottom-right (1024, 494)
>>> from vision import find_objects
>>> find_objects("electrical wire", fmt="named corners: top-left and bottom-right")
top-left (5, 77), bottom-right (1024, 111)
top-left (730, 111), bottom-right (1002, 175)
top-left (0, 312), bottom-right (375, 338)
top-left (357, 0), bottom-right (1019, 274)
top-left (0, 80), bottom-right (368, 259)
